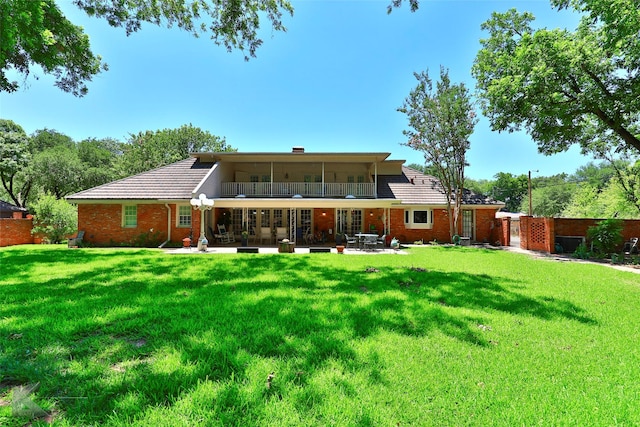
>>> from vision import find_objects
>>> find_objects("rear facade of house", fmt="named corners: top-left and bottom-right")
top-left (66, 148), bottom-right (504, 246)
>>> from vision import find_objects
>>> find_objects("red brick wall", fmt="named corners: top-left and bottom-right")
top-left (388, 208), bottom-right (500, 244)
top-left (521, 217), bottom-right (639, 253)
top-left (0, 218), bottom-right (34, 247)
top-left (490, 217), bottom-right (510, 246)
top-left (78, 203), bottom-right (197, 246)
top-left (475, 209), bottom-right (497, 243)
top-left (555, 218), bottom-right (639, 242)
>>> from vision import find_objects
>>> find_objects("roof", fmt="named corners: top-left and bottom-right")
top-left (0, 200), bottom-right (27, 212)
top-left (377, 166), bottom-right (503, 206)
top-left (67, 158), bottom-right (214, 201)
top-left (193, 151), bottom-right (393, 164)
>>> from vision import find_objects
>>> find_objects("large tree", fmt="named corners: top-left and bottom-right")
top-left (1, 0), bottom-right (295, 95)
top-left (489, 172), bottom-right (528, 213)
top-left (398, 67), bottom-right (477, 241)
top-left (120, 124), bottom-right (235, 176)
top-left (472, 8), bottom-right (640, 156)
top-left (1, 0), bottom-right (425, 96)
top-left (0, 119), bottom-right (32, 207)
top-left (0, 0), bottom-right (106, 96)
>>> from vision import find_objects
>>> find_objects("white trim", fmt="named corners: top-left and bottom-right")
top-left (404, 208), bottom-right (434, 230)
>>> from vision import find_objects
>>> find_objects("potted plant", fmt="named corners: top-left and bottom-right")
top-left (241, 229), bottom-right (249, 247)
top-left (335, 231), bottom-right (344, 246)
top-left (336, 244), bottom-right (345, 254)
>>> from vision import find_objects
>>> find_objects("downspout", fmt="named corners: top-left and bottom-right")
top-left (158, 203), bottom-right (172, 248)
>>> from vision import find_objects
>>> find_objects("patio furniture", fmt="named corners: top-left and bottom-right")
top-left (260, 227), bottom-right (272, 244)
top-left (345, 234), bottom-right (357, 249)
top-left (624, 237), bottom-right (639, 255)
top-left (68, 231), bottom-right (84, 248)
top-left (363, 235), bottom-right (378, 251)
top-left (217, 224), bottom-right (235, 243)
top-left (276, 227), bottom-right (288, 242)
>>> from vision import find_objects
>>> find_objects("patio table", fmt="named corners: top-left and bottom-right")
top-left (355, 233), bottom-right (379, 251)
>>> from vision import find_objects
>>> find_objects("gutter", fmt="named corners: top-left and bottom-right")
top-left (158, 203), bottom-right (172, 248)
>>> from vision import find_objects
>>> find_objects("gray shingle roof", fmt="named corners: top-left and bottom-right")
top-left (378, 166), bottom-right (503, 206)
top-left (0, 200), bottom-right (27, 213)
top-left (67, 158), bottom-right (214, 201)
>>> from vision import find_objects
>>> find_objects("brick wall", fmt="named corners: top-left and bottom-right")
top-left (78, 203), bottom-right (198, 246)
top-left (388, 208), bottom-right (500, 244)
top-left (491, 217), bottom-right (510, 246)
top-left (520, 217), bottom-right (639, 253)
top-left (0, 218), bottom-right (34, 246)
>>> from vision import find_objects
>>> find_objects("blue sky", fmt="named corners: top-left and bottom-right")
top-left (1, 0), bottom-right (596, 180)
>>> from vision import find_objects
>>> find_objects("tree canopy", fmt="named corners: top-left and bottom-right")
top-left (472, 7), bottom-right (640, 156)
top-left (398, 67), bottom-right (477, 240)
top-left (120, 124), bottom-right (234, 176)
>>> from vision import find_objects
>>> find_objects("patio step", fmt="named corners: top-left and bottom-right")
top-left (237, 247), bottom-right (259, 253)
top-left (309, 247), bottom-right (331, 253)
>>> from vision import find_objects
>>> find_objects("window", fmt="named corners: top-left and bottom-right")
top-left (123, 205), bottom-right (137, 228)
top-left (177, 205), bottom-right (192, 227)
top-left (404, 209), bottom-right (433, 229)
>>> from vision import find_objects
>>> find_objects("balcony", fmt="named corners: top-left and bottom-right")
top-left (221, 182), bottom-right (375, 198)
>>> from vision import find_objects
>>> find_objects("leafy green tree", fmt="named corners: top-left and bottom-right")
top-left (32, 146), bottom-right (84, 199)
top-left (586, 218), bottom-right (624, 256)
top-left (31, 193), bottom-right (77, 243)
top-left (77, 137), bottom-right (124, 188)
top-left (2, 0), bottom-right (424, 96)
top-left (398, 67), bottom-right (478, 240)
top-left (0, 119), bottom-right (32, 207)
top-left (30, 128), bottom-right (75, 153)
top-left (551, 0), bottom-right (640, 67)
top-left (1, 0), bottom-right (295, 95)
top-left (473, 8), bottom-right (640, 155)
top-left (573, 161), bottom-right (615, 191)
top-left (464, 178), bottom-right (492, 197)
top-left (488, 172), bottom-right (528, 213)
top-left (1, 0), bottom-right (106, 96)
top-left (121, 124), bottom-right (234, 176)
top-left (522, 174), bottom-right (576, 217)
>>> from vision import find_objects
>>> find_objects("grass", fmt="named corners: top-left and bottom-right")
top-left (1, 245), bottom-right (639, 426)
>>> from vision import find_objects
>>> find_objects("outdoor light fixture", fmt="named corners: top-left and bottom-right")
top-left (190, 193), bottom-right (214, 251)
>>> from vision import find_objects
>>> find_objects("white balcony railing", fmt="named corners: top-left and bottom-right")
top-left (221, 182), bottom-right (375, 198)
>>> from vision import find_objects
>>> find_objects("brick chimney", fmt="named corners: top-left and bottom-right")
top-left (292, 146), bottom-right (305, 153)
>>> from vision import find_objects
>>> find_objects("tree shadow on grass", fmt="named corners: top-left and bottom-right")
top-left (0, 247), bottom-right (597, 424)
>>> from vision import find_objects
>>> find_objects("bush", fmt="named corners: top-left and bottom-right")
top-left (31, 194), bottom-right (77, 243)
top-left (573, 242), bottom-right (592, 260)
top-left (586, 219), bottom-right (624, 257)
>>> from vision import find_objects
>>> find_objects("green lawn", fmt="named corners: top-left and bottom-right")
top-left (1, 245), bottom-right (639, 426)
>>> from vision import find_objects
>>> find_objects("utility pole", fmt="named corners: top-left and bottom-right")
top-left (528, 170), bottom-right (538, 216)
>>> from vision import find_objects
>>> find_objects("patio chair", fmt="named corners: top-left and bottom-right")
top-left (345, 234), bottom-right (357, 249)
top-left (217, 224), bottom-right (235, 243)
top-left (377, 234), bottom-right (386, 249)
top-left (68, 231), bottom-right (84, 247)
top-left (624, 237), bottom-right (639, 255)
top-left (276, 227), bottom-right (287, 242)
top-left (260, 227), bottom-right (272, 244)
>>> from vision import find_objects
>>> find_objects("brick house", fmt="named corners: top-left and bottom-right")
top-left (66, 148), bottom-right (504, 246)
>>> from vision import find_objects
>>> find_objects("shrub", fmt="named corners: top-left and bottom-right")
top-left (31, 194), bottom-right (77, 243)
top-left (586, 219), bottom-right (624, 257)
top-left (573, 242), bottom-right (592, 260)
